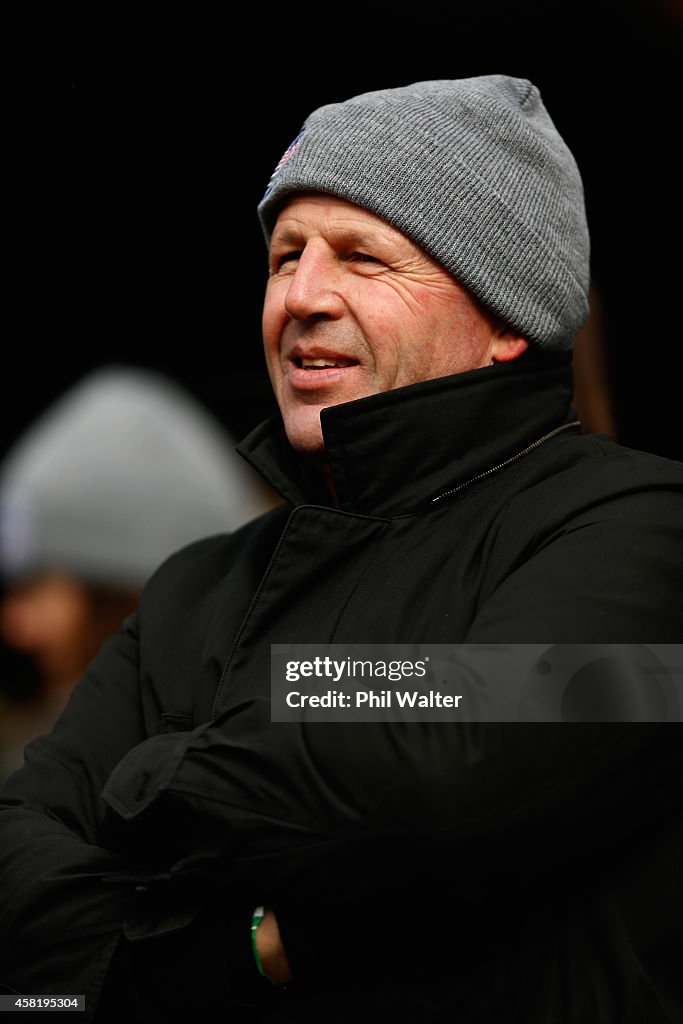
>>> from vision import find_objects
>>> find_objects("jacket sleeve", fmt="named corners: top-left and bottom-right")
top-left (99, 710), bottom-right (683, 1002)
top-left (0, 612), bottom-right (278, 1022)
top-left (0, 613), bottom-right (145, 1017)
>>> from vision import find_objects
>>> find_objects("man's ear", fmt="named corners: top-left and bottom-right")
top-left (490, 325), bottom-right (529, 363)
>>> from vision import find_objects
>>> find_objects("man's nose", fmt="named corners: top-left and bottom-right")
top-left (283, 243), bottom-right (345, 321)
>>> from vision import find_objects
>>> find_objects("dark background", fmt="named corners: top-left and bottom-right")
top-left (6, 2), bottom-right (683, 463)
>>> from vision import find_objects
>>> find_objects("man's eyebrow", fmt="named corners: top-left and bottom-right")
top-left (269, 226), bottom-right (304, 248)
top-left (334, 229), bottom-right (398, 252)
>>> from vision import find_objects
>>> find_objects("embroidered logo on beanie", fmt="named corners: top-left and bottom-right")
top-left (262, 129), bottom-right (306, 201)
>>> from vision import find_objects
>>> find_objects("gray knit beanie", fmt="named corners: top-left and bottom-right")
top-left (258, 76), bottom-right (590, 351)
top-left (0, 367), bottom-right (271, 589)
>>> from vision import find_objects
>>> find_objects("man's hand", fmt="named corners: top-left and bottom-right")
top-left (255, 908), bottom-right (292, 985)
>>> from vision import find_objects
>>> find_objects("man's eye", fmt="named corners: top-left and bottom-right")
top-left (278, 251), bottom-right (302, 267)
top-left (350, 252), bottom-right (382, 264)
top-left (269, 251), bottom-right (302, 274)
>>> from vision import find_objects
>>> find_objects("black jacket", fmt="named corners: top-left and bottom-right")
top-left (1, 352), bottom-right (683, 1023)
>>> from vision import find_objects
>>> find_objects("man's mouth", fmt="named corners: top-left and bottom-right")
top-left (286, 349), bottom-right (362, 391)
top-left (296, 357), bottom-right (357, 370)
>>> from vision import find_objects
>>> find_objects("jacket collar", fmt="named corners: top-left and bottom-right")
top-left (236, 351), bottom-right (575, 517)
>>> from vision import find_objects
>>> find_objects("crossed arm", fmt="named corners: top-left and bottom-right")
top-left (1, 499), bottom-right (683, 1016)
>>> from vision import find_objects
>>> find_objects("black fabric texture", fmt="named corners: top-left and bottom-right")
top-left (1, 354), bottom-right (682, 1022)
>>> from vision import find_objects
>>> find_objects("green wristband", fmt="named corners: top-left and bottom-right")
top-left (251, 904), bottom-right (285, 988)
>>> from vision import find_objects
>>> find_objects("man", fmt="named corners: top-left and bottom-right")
top-left (1, 77), bottom-right (682, 1022)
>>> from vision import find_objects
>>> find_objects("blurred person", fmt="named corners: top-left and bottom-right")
top-left (0, 78), bottom-right (682, 1024)
top-left (0, 365), bottom-right (273, 781)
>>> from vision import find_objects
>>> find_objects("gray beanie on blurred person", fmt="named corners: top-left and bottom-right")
top-left (0, 367), bottom-right (270, 589)
top-left (258, 76), bottom-right (590, 351)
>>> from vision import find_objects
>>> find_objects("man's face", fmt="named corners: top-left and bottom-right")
top-left (263, 193), bottom-right (510, 454)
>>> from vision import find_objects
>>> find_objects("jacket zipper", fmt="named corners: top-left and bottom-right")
top-left (431, 420), bottom-right (581, 504)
